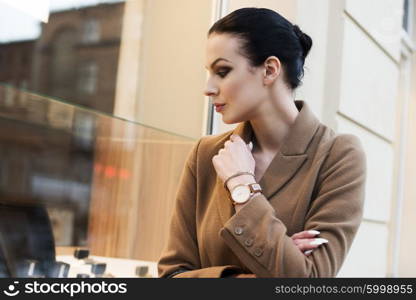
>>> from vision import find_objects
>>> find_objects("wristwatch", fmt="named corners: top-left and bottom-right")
top-left (230, 183), bottom-right (262, 205)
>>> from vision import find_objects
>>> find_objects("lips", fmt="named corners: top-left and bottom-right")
top-left (214, 103), bottom-right (226, 112)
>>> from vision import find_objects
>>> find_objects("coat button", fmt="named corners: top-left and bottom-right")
top-left (254, 247), bottom-right (263, 257)
top-left (244, 238), bottom-right (253, 247)
top-left (234, 226), bottom-right (244, 235)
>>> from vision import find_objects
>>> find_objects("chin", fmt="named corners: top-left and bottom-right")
top-left (222, 115), bottom-right (243, 125)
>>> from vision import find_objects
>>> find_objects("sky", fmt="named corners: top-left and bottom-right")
top-left (0, 0), bottom-right (124, 43)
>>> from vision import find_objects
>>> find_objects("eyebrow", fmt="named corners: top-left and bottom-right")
top-left (205, 58), bottom-right (231, 70)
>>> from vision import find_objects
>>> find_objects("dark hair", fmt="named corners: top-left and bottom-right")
top-left (208, 7), bottom-right (312, 89)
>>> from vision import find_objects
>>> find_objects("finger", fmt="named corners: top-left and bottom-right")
top-left (230, 134), bottom-right (244, 144)
top-left (218, 148), bottom-right (225, 155)
top-left (291, 230), bottom-right (320, 240)
top-left (224, 141), bottom-right (232, 148)
top-left (292, 237), bottom-right (328, 247)
top-left (293, 238), bottom-right (315, 246)
top-left (247, 141), bottom-right (253, 152)
top-left (295, 238), bottom-right (329, 252)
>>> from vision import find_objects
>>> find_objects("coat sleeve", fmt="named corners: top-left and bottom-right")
top-left (219, 134), bottom-right (366, 277)
top-left (157, 138), bottom-right (243, 278)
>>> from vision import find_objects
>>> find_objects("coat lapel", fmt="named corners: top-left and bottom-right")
top-left (215, 101), bottom-right (320, 225)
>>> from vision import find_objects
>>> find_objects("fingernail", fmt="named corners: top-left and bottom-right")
top-left (310, 238), bottom-right (329, 245)
top-left (308, 230), bottom-right (320, 235)
top-left (248, 142), bottom-right (253, 151)
top-left (304, 250), bottom-right (313, 255)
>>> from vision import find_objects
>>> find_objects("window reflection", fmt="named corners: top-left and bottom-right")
top-left (82, 18), bottom-right (101, 44)
top-left (0, 0), bottom-right (124, 114)
top-left (0, 0), bottom-right (195, 278)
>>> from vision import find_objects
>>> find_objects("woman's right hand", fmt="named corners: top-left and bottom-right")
top-left (291, 230), bottom-right (329, 256)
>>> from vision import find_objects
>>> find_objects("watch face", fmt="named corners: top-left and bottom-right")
top-left (231, 185), bottom-right (251, 204)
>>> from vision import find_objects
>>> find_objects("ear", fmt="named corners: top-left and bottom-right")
top-left (262, 56), bottom-right (281, 85)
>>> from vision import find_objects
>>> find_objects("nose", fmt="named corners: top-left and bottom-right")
top-left (204, 88), bottom-right (218, 97)
top-left (204, 79), bottom-right (219, 97)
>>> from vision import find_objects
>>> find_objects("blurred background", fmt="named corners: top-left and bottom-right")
top-left (0, 0), bottom-right (414, 277)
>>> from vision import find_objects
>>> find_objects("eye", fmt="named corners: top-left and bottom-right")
top-left (216, 67), bottom-right (231, 78)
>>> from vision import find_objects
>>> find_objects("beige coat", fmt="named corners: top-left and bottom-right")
top-left (158, 101), bottom-right (366, 278)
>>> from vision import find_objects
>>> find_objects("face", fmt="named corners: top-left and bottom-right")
top-left (204, 33), bottom-right (267, 124)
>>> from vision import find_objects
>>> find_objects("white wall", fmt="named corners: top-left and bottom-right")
top-left (334, 0), bottom-right (404, 277)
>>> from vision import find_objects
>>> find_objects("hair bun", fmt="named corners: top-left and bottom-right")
top-left (293, 25), bottom-right (312, 59)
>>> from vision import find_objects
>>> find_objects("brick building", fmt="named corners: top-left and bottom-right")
top-left (0, 40), bottom-right (34, 89)
top-left (0, 2), bottom-right (125, 114)
top-left (33, 2), bottom-right (124, 114)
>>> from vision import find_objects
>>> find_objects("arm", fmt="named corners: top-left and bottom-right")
top-left (157, 138), bottom-right (243, 278)
top-left (219, 135), bottom-right (366, 277)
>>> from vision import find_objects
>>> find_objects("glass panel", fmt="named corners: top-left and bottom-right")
top-left (0, 0), bottom-right (207, 279)
top-left (403, 0), bottom-right (410, 32)
top-left (0, 0), bottom-right (209, 140)
top-left (0, 84), bottom-right (196, 277)
top-left (0, 0), bottom-right (125, 115)
top-left (402, 0), bottom-right (414, 35)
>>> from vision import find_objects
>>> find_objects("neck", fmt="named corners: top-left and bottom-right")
top-left (249, 97), bottom-right (299, 155)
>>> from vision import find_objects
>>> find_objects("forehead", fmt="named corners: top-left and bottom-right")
top-left (205, 33), bottom-right (244, 65)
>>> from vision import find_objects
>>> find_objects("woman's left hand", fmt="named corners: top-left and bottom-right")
top-left (212, 134), bottom-right (255, 191)
top-left (291, 230), bottom-right (328, 256)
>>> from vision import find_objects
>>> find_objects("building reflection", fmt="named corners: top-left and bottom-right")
top-left (0, 1), bottom-right (124, 254)
top-left (0, 1), bottom-right (125, 114)
top-left (0, 84), bottom-right (96, 250)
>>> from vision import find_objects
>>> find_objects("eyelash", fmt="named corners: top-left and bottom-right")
top-left (216, 68), bottom-right (230, 78)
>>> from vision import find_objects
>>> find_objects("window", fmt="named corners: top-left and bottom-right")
top-left (78, 62), bottom-right (98, 95)
top-left (0, 52), bottom-right (7, 70)
top-left (82, 19), bottom-right (100, 43)
top-left (402, 0), bottom-right (414, 35)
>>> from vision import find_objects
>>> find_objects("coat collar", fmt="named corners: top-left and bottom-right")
top-left (215, 101), bottom-right (321, 226)
top-left (232, 100), bottom-right (320, 156)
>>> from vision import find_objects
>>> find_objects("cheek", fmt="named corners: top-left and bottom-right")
top-left (223, 74), bottom-right (260, 102)
top-left (232, 78), bottom-right (263, 105)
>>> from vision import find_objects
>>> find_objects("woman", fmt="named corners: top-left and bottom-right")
top-left (158, 7), bottom-right (366, 278)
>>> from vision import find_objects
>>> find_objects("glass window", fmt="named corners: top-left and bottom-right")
top-left (402, 0), bottom-right (414, 34)
top-left (0, 0), bottom-right (123, 114)
top-left (0, 0), bottom-right (204, 278)
top-left (82, 19), bottom-right (100, 43)
top-left (78, 62), bottom-right (98, 95)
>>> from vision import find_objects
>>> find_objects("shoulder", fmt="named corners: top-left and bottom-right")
top-left (330, 134), bottom-right (366, 163)
top-left (184, 129), bottom-right (233, 173)
top-left (318, 130), bottom-right (367, 181)
top-left (308, 122), bottom-right (367, 186)
top-left (314, 123), bottom-right (366, 163)
top-left (195, 130), bottom-right (233, 160)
